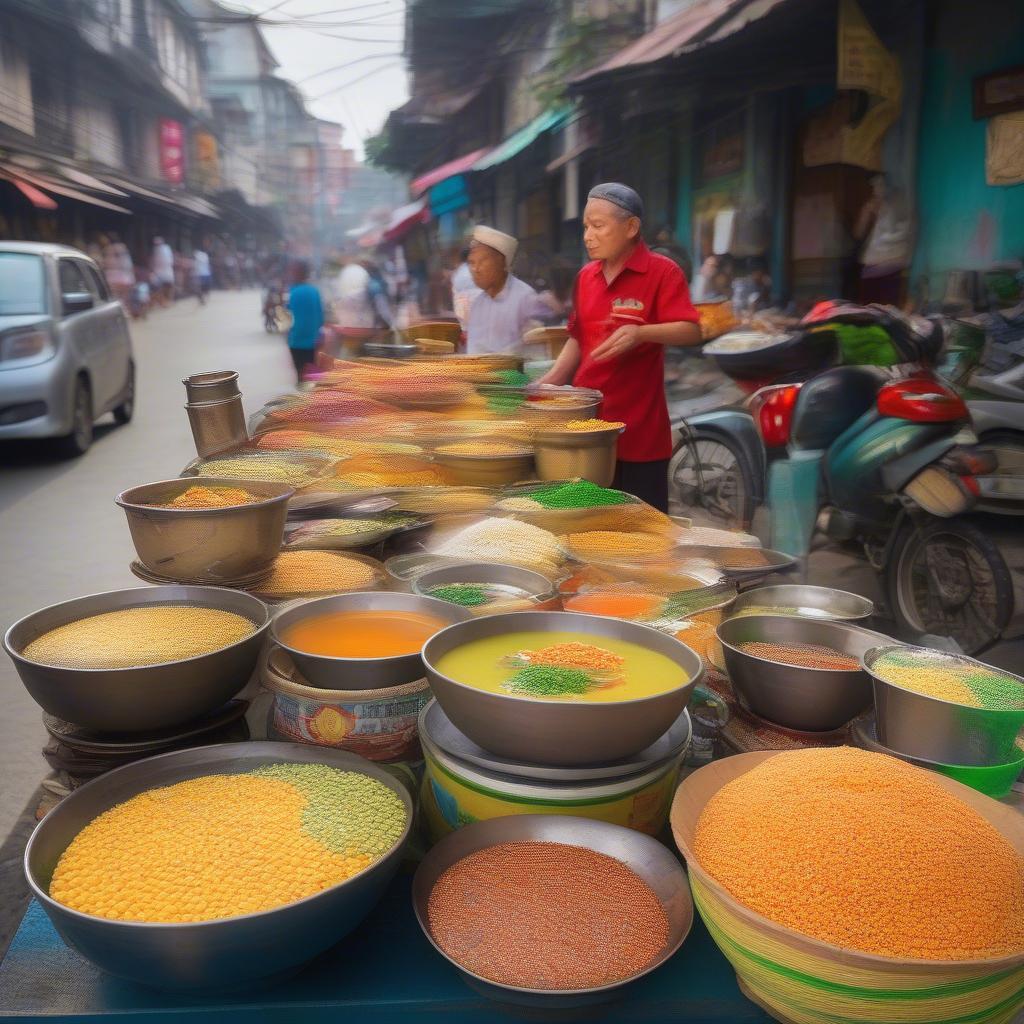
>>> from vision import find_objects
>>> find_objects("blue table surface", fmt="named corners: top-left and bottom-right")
top-left (0, 872), bottom-right (772, 1023)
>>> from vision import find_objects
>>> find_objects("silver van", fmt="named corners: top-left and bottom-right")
top-left (0, 242), bottom-right (135, 456)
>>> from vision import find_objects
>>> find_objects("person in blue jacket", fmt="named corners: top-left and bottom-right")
top-left (286, 259), bottom-right (324, 382)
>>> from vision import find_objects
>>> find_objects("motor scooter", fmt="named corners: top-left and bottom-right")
top-left (669, 308), bottom-right (1015, 654)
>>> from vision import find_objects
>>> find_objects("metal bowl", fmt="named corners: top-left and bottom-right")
top-left (864, 644), bottom-right (1024, 766)
top-left (116, 478), bottom-right (292, 585)
top-left (432, 448), bottom-right (535, 488)
top-left (730, 584), bottom-right (874, 621)
top-left (4, 586), bottom-right (270, 733)
top-left (716, 615), bottom-right (890, 731)
top-left (271, 591), bottom-right (473, 690)
top-left (24, 742), bottom-right (412, 990)
top-left (533, 427), bottom-right (622, 488)
top-left (422, 611), bottom-right (702, 766)
top-left (412, 562), bottom-right (560, 613)
top-left (411, 814), bottom-right (692, 1008)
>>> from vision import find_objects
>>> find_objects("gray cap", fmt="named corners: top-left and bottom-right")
top-left (587, 182), bottom-right (643, 219)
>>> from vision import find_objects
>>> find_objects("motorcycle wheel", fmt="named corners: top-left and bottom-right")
top-left (980, 429), bottom-right (1024, 475)
top-left (668, 429), bottom-right (755, 528)
top-left (885, 517), bottom-right (1013, 655)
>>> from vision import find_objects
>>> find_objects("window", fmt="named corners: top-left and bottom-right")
top-left (58, 259), bottom-right (92, 306)
top-left (0, 253), bottom-right (45, 315)
top-left (81, 262), bottom-right (111, 301)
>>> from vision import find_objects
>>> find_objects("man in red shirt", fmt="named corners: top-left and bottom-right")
top-left (538, 183), bottom-right (702, 510)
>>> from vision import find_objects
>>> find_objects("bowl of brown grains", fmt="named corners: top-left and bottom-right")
top-left (412, 814), bottom-right (692, 1006)
top-left (716, 614), bottom-right (891, 731)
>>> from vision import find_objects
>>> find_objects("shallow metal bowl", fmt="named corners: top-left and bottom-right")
top-left (24, 742), bottom-right (412, 990)
top-left (4, 586), bottom-right (270, 733)
top-left (411, 814), bottom-right (692, 1008)
top-left (716, 615), bottom-right (889, 731)
top-left (422, 611), bottom-right (702, 766)
top-left (116, 478), bottom-right (292, 585)
top-left (271, 591), bottom-right (473, 690)
top-left (412, 562), bottom-right (559, 612)
top-left (730, 584), bottom-right (874, 621)
top-left (864, 644), bottom-right (1024, 766)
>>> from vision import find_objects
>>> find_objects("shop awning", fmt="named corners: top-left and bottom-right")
top-left (383, 198), bottom-right (429, 243)
top-left (101, 174), bottom-right (219, 218)
top-left (572, 0), bottom-right (745, 83)
top-left (472, 108), bottom-right (571, 172)
top-left (0, 164), bottom-right (131, 214)
top-left (7, 178), bottom-right (57, 210)
top-left (411, 147), bottom-right (491, 197)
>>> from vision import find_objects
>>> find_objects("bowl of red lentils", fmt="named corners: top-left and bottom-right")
top-left (25, 742), bottom-right (413, 990)
top-left (716, 614), bottom-right (889, 732)
top-left (412, 814), bottom-right (692, 1006)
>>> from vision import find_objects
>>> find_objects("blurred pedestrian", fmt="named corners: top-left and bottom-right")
top-left (535, 261), bottom-right (574, 325)
top-left (151, 236), bottom-right (175, 306)
top-left (103, 234), bottom-right (134, 308)
top-left (651, 225), bottom-right (693, 280)
top-left (286, 259), bottom-right (324, 382)
top-left (192, 246), bottom-right (212, 305)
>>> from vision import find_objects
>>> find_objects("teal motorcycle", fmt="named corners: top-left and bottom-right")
top-left (673, 305), bottom-right (1013, 654)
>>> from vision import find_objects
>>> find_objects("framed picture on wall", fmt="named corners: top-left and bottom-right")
top-left (973, 64), bottom-right (1024, 120)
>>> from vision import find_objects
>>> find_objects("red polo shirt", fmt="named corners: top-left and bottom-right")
top-left (568, 240), bottom-right (699, 461)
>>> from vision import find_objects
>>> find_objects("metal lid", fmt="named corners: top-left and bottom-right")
top-left (420, 698), bottom-right (691, 783)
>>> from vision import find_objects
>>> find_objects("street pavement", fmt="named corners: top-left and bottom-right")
top-left (0, 290), bottom-right (295, 844)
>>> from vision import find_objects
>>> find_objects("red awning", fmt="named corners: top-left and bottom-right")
top-left (382, 198), bottom-right (429, 243)
top-left (8, 178), bottom-right (58, 210)
top-left (410, 147), bottom-right (491, 197)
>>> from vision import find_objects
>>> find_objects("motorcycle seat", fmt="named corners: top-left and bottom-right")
top-left (790, 365), bottom-right (887, 450)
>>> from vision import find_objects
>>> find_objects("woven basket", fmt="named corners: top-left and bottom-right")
top-left (671, 751), bottom-right (1024, 1024)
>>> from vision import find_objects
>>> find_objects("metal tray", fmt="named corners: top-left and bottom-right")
top-left (421, 699), bottom-right (691, 782)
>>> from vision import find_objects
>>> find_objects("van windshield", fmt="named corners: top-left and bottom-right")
top-left (0, 253), bottom-right (46, 316)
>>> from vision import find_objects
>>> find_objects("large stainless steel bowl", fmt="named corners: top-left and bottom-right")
top-left (271, 591), bottom-right (473, 690)
top-left (412, 561), bottom-right (560, 612)
top-left (716, 615), bottom-right (890, 731)
top-left (412, 814), bottom-right (691, 1007)
top-left (730, 584), bottom-right (874, 621)
top-left (116, 478), bottom-right (292, 585)
top-left (24, 742), bottom-right (413, 990)
top-left (4, 586), bottom-right (270, 732)
top-left (864, 644), bottom-right (1024, 766)
top-left (422, 611), bottom-right (702, 766)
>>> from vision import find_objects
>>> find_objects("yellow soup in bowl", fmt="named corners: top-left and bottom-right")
top-left (433, 630), bottom-right (687, 702)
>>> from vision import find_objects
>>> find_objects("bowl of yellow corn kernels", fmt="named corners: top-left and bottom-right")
top-left (4, 585), bottom-right (271, 732)
top-left (25, 742), bottom-right (413, 989)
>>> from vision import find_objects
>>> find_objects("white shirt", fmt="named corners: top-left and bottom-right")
top-left (152, 242), bottom-right (174, 282)
top-left (466, 274), bottom-right (542, 355)
top-left (452, 262), bottom-right (480, 327)
top-left (334, 263), bottom-right (373, 329)
top-left (193, 250), bottom-right (210, 277)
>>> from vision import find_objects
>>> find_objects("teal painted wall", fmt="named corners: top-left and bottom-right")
top-left (913, 1), bottom-right (1024, 289)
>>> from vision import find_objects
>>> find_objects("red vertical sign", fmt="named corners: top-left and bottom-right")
top-left (159, 118), bottom-right (184, 184)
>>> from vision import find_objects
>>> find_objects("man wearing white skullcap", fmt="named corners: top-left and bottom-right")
top-left (464, 225), bottom-right (545, 355)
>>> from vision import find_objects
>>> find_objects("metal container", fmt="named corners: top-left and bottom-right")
top-left (185, 394), bottom-right (248, 458)
top-left (24, 743), bottom-right (412, 989)
top-left (4, 586), bottom-right (270, 733)
top-left (116, 478), bottom-right (292, 585)
top-left (433, 448), bottom-right (535, 488)
top-left (716, 615), bottom-right (889, 731)
top-left (182, 370), bottom-right (240, 404)
top-left (412, 561), bottom-right (560, 614)
top-left (533, 426), bottom-right (623, 487)
top-left (523, 398), bottom-right (602, 423)
top-left (422, 611), bottom-right (702, 766)
top-left (271, 591), bottom-right (473, 690)
top-left (864, 644), bottom-right (1024, 766)
top-left (411, 815), bottom-right (692, 1008)
top-left (422, 698), bottom-right (691, 782)
top-left (730, 584), bottom-right (874, 622)
top-left (361, 341), bottom-right (419, 359)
